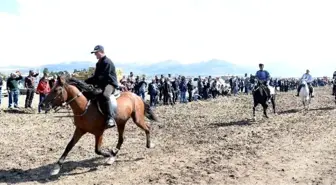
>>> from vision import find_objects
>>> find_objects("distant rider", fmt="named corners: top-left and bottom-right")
top-left (85, 45), bottom-right (118, 128)
top-left (255, 63), bottom-right (271, 103)
top-left (296, 69), bottom-right (314, 97)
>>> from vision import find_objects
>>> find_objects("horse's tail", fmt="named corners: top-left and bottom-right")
top-left (143, 100), bottom-right (159, 122)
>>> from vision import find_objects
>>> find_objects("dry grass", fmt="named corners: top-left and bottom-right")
top-left (0, 87), bottom-right (335, 185)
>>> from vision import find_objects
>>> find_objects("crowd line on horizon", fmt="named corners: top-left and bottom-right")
top-left (0, 70), bottom-right (333, 111)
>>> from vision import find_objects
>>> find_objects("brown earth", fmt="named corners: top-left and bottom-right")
top-left (0, 87), bottom-right (335, 185)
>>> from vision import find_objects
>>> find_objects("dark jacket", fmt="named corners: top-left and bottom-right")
top-left (7, 75), bottom-right (23, 91)
top-left (85, 56), bottom-right (118, 88)
top-left (25, 73), bottom-right (39, 88)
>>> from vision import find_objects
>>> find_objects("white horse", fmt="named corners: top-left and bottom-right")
top-left (299, 80), bottom-right (311, 110)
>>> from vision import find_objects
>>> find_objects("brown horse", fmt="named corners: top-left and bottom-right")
top-left (40, 75), bottom-right (158, 176)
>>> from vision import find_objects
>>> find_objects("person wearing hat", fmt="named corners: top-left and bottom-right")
top-left (296, 69), bottom-right (314, 97)
top-left (255, 63), bottom-right (271, 102)
top-left (85, 45), bottom-right (119, 128)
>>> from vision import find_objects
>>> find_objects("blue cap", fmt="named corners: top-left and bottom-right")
top-left (91, 45), bottom-right (104, 54)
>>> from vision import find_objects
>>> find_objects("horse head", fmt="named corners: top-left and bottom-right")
top-left (40, 75), bottom-right (81, 111)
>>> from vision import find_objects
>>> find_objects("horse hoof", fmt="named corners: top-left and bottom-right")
top-left (50, 164), bottom-right (61, 176)
top-left (147, 143), bottom-right (155, 149)
top-left (105, 156), bottom-right (116, 165)
top-left (252, 117), bottom-right (256, 121)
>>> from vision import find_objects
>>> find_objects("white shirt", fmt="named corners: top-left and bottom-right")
top-left (301, 73), bottom-right (313, 83)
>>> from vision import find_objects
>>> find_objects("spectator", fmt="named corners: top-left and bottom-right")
top-left (138, 77), bottom-right (147, 100)
top-left (7, 72), bottom-right (23, 109)
top-left (187, 79), bottom-right (193, 102)
top-left (148, 79), bottom-right (158, 107)
top-left (24, 70), bottom-right (39, 109)
top-left (36, 73), bottom-right (51, 113)
top-left (179, 76), bottom-right (187, 103)
top-left (49, 75), bottom-right (56, 88)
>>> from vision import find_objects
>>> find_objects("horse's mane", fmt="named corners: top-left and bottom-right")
top-left (66, 78), bottom-right (95, 93)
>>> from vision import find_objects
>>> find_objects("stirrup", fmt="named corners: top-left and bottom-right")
top-left (106, 119), bottom-right (116, 128)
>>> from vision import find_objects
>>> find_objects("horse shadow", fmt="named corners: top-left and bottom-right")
top-left (0, 157), bottom-right (103, 184)
top-left (308, 106), bottom-right (334, 111)
top-left (2, 109), bottom-right (35, 114)
top-left (277, 108), bottom-right (300, 115)
top-left (210, 119), bottom-right (251, 127)
top-left (277, 106), bottom-right (334, 115)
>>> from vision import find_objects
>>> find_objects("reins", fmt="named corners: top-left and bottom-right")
top-left (51, 84), bottom-right (91, 117)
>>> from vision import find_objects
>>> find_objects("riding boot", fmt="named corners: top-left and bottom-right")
top-left (103, 100), bottom-right (116, 128)
top-left (296, 86), bottom-right (300, 96)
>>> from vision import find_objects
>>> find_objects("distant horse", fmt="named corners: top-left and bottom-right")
top-left (252, 80), bottom-right (276, 121)
top-left (299, 80), bottom-right (312, 110)
top-left (40, 75), bottom-right (158, 176)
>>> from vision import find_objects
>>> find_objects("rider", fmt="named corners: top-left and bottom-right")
top-left (296, 69), bottom-right (314, 97)
top-left (85, 45), bottom-right (119, 128)
top-left (255, 63), bottom-right (271, 103)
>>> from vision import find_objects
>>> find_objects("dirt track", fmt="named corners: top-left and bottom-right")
top-left (0, 87), bottom-right (336, 185)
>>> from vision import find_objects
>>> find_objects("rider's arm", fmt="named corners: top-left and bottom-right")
top-left (255, 71), bottom-right (259, 80)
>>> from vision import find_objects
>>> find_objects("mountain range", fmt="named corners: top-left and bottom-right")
top-left (0, 59), bottom-right (301, 77)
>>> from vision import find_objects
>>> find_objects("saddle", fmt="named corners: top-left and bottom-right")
top-left (95, 88), bottom-right (121, 116)
top-left (67, 78), bottom-right (121, 116)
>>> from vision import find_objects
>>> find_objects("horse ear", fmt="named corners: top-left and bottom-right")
top-left (57, 75), bottom-right (66, 85)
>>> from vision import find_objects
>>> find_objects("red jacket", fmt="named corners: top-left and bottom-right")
top-left (37, 78), bottom-right (51, 94)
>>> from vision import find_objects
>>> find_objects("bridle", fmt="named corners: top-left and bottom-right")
top-left (47, 84), bottom-right (83, 113)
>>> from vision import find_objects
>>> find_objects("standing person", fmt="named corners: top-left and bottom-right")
top-left (0, 75), bottom-right (3, 107)
top-left (49, 75), bottom-right (56, 89)
top-left (85, 45), bottom-right (119, 128)
top-left (36, 73), bottom-right (51, 113)
top-left (148, 79), bottom-right (157, 107)
top-left (24, 70), bottom-right (39, 109)
top-left (138, 77), bottom-right (147, 100)
top-left (7, 72), bottom-right (23, 109)
top-left (244, 73), bottom-right (250, 94)
top-left (187, 79), bottom-right (193, 102)
top-left (179, 76), bottom-right (187, 103)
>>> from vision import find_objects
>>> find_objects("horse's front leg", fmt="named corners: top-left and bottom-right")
top-left (50, 128), bottom-right (86, 176)
top-left (262, 103), bottom-right (269, 118)
top-left (95, 134), bottom-right (112, 158)
top-left (252, 102), bottom-right (257, 121)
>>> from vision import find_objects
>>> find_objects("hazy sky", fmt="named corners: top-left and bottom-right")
top-left (0, 0), bottom-right (336, 76)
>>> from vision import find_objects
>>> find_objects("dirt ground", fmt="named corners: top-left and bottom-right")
top-left (0, 87), bottom-right (335, 185)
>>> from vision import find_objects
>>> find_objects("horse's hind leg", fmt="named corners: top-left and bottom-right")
top-left (105, 121), bottom-right (126, 165)
top-left (132, 112), bottom-right (152, 148)
top-left (50, 128), bottom-right (86, 176)
top-left (271, 96), bottom-right (276, 114)
top-left (95, 134), bottom-right (112, 158)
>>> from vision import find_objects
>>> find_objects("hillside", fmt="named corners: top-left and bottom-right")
top-left (0, 60), bottom-right (301, 77)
